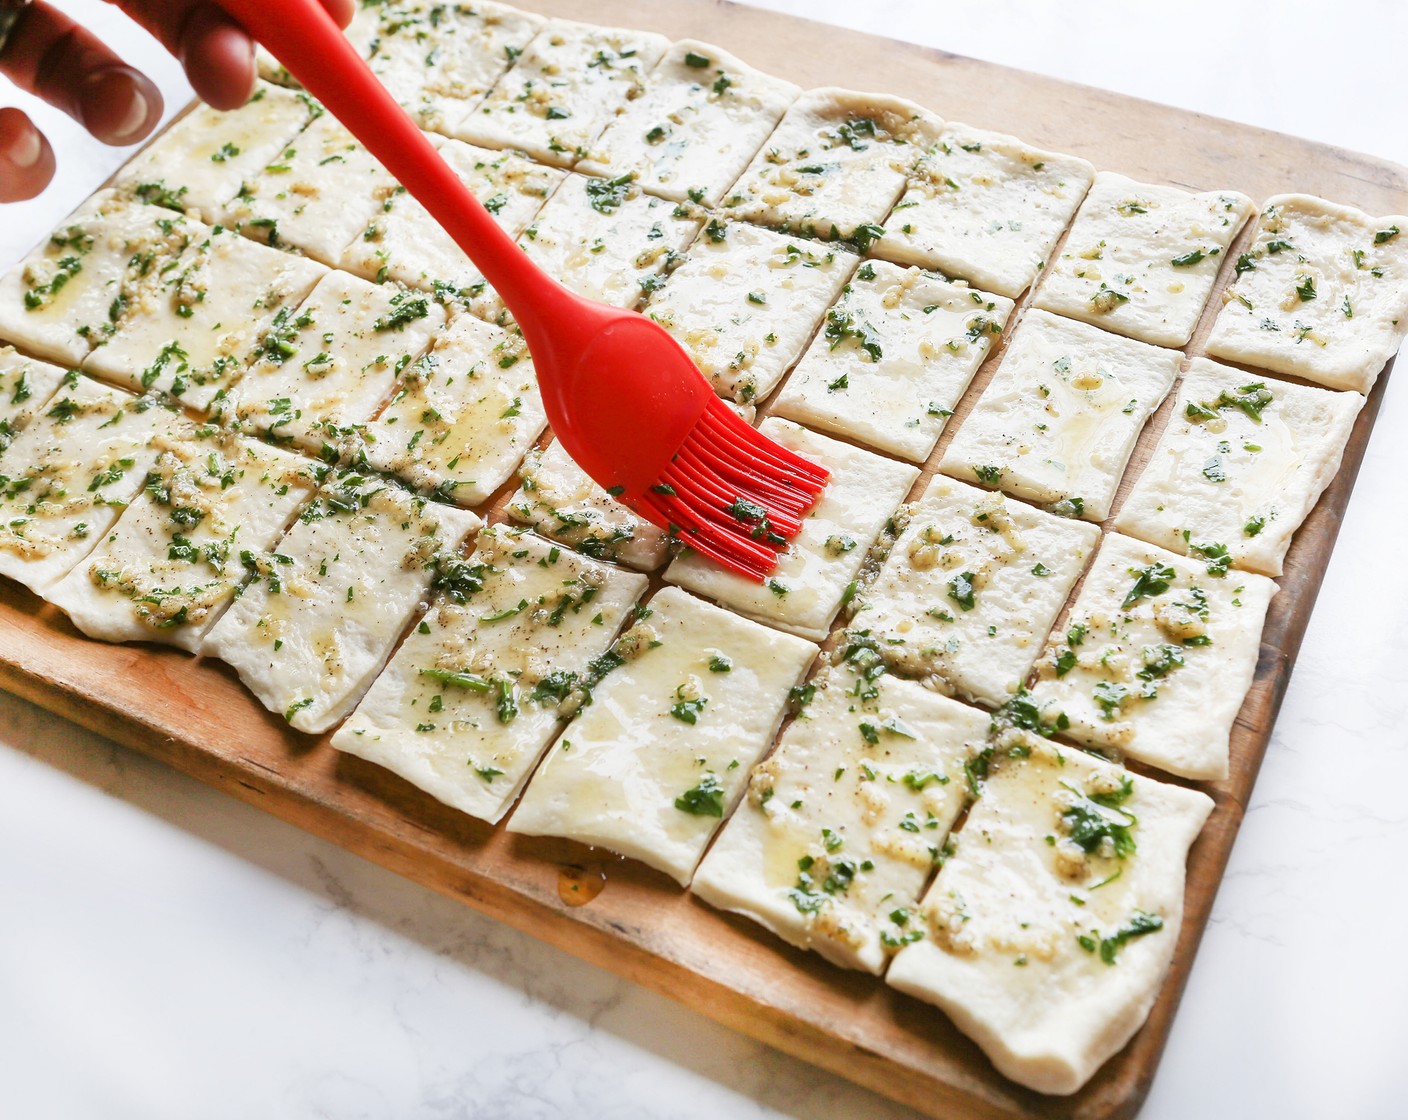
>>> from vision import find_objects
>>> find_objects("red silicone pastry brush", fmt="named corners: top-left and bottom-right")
top-left (213, 0), bottom-right (828, 580)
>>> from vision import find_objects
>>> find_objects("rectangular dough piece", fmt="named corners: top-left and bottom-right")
top-left (643, 222), bottom-right (853, 404)
top-left (1113, 356), bottom-right (1362, 577)
top-left (341, 139), bottom-right (562, 297)
top-left (353, 314), bottom-right (546, 507)
top-left (771, 260), bottom-right (1013, 462)
top-left (1027, 532), bottom-right (1275, 780)
top-left (83, 224), bottom-right (328, 414)
top-left (114, 83), bottom-right (320, 222)
top-left (938, 309), bottom-right (1181, 522)
top-left (509, 584), bottom-right (818, 885)
top-left (367, 0), bottom-right (543, 134)
top-left (872, 123), bottom-right (1095, 298)
top-left (887, 738), bottom-right (1213, 1096)
top-left (0, 191), bottom-right (199, 368)
top-left (692, 659), bottom-right (987, 973)
top-left (0, 376), bottom-right (181, 593)
top-left (43, 430), bottom-right (317, 651)
top-left (851, 474), bottom-right (1100, 706)
top-left (723, 87), bottom-right (944, 243)
top-left (257, 2), bottom-right (380, 87)
top-left (666, 419), bottom-right (918, 641)
top-left (476, 173), bottom-right (703, 323)
top-left (219, 113), bottom-right (398, 266)
top-left (201, 471), bottom-right (482, 734)
top-left (578, 39), bottom-right (799, 206)
top-left (506, 439), bottom-right (668, 570)
top-left (454, 19), bottom-right (668, 166)
top-left (1033, 172), bottom-right (1253, 347)
top-left (0, 347), bottom-right (68, 454)
top-left (1205, 193), bottom-right (1408, 393)
top-left (333, 524), bottom-right (647, 824)
top-left (232, 271), bottom-right (443, 454)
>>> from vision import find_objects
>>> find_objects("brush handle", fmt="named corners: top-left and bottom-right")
top-left (214, 0), bottom-right (549, 319)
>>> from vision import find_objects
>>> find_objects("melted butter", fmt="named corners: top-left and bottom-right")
top-left (558, 862), bottom-right (606, 906)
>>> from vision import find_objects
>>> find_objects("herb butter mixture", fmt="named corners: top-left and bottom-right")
top-left (0, 0), bottom-right (1402, 1099)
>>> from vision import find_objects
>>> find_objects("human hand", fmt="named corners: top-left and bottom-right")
top-left (0, 0), bottom-right (354, 203)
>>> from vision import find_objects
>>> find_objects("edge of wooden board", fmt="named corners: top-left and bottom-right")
top-left (1, 0), bottom-right (1403, 1116)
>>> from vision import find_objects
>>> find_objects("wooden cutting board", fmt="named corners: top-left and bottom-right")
top-left (1, 2), bottom-right (1404, 1117)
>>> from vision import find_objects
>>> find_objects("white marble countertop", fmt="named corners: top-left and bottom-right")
top-left (2, 3), bottom-right (1406, 1118)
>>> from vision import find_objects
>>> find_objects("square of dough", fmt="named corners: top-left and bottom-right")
top-left (0, 347), bottom-right (69, 453)
top-left (578, 39), bottom-right (799, 206)
top-left (454, 20), bottom-right (668, 166)
top-left (1027, 532), bottom-right (1276, 780)
top-left (257, 2), bottom-right (380, 87)
top-left (666, 419), bottom-right (918, 641)
top-left (114, 83), bottom-right (320, 222)
top-left (771, 260), bottom-right (1013, 462)
top-left (851, 474), bottom-right (1100, 706)
top-left (509, 584), bottom-right (818, 885)
top-left (723, 87), bottom-right (944, 242)
top-left (887, 739), bottom-right (1213, 1096)
top-left (341, 139), bottom-right (562, 297)
top-left (44, 431), bottom-right (317, 651)
top-left (1205, 193), bottom-right (1408, 393)
top-left (643, 222), bottom-right (853, 404)
top-left (506, 439), bottom-right (668, 570)
top-left (692, 660), bottom-right (988, 973)
top-left (83, 225), bottom-right (327, 414)
top-left (233, 271), bottom-right (443, 454)
top-left (474, 173), bottom-right (702, 323)
top-left (333, 524), bottom-right (648, 824)
top-left (1114, 356), bottom-right (1362, 576)
top-left (0, 192), bottom-right (199, 368)
top-left (872, 123), bottom-right (1095, 298)
top-left (219, 113), bottom-right (398, 266)
top-left (353, 315), bottom-right (546, 507)
top-left (367, 0), bottom-right (543, 134)
top-left (201, 471), bottom-right (482, 734)
top-left (1033, 172), bottom-right (1253, 347)
top-left (938, 309), bottom-right (1181, 521)
top-left (0, 376), bottom-right (181, 593)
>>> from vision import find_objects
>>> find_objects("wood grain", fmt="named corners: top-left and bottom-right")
top-left (1, 2), bottom-right (1404, 1118)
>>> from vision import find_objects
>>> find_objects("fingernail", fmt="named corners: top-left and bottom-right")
top-left (79, 68), bottom-right (156, 145)
top-left (4, 124), bottom-right (41, 169)
top-left (110, 85), bottom-right (151, 144)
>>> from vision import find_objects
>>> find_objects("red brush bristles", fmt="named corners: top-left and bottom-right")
top-left (637, 398), bottom-right (830, 582)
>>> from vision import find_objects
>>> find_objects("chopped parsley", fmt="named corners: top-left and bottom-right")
top-left (1188, 540), bottom-right (1231, 576)
top-left (1122, 563), bottom-right (1176, 609)
top-left (947, 571), bottom-right (977, 612)
top-left (373, 295), bottom-right (431, 332)
top-left (675, 773), bottom-right (724, 817)
top-left (584, 174), bottom-right (634, 214)
top-left (1060, 777), bottom-right (1137, 857)
top-left (824, 307), bottom-right (883, 362)
top-left (1077, 910), bottom-right (1163, 965)
top-left (670, 692), bottom-right (708, 724)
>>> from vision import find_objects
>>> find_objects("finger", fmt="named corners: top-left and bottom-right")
top-left (321, 0), bottom-right (357, 29)
top-left (177, 4), bottom-right (255, 110)
top-left (0, 2), bottom-right (163, 146)
top-left (110, 1), bottom-right (355, 109)
top-left (0, 108), bottom-right (56, 202)
top-left (113, 0), bottom-right (355, 48)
